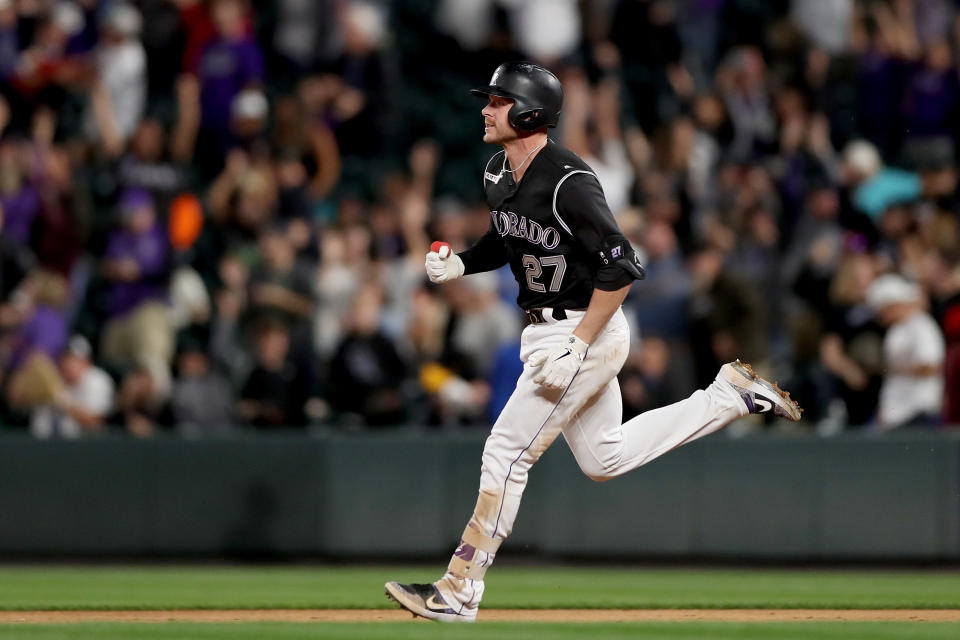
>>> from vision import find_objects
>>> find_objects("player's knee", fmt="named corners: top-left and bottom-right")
top-left (586, 472), bottom-right (613, 483)
top-left (576, 460), bottom-right (615, 482)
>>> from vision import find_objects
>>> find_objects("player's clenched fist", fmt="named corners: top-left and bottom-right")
top-left (425, 241), bottom-right (465, 283)
top-left (528, 334), bottom-right (589, 390)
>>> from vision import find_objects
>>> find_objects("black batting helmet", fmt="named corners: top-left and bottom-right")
top-left (471, 62), bottom-right (563, 132)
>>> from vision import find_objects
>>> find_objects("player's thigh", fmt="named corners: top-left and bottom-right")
top-left (481, 313), bottom-right (629, 482)
top-left (481, 362), bottom-right (568, 481)
top-left (562, 378), bottom-right (625, 480)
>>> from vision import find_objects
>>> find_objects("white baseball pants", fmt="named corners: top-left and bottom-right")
top-left (437, 307), bottom-right (748, 615)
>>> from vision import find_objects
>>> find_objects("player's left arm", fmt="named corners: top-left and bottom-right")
top-left (529, 174), bottom-right (643, 389)
top-left (556, 173), bottom-right (644, 345)
top-left (572, 284), bottom-right (632, 344)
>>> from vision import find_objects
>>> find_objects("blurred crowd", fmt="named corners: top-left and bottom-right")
top-left (1, 0), bottom-right (959, 438)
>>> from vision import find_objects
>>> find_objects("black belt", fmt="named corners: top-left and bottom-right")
top-left (525, 307), bottom-right (569, 324)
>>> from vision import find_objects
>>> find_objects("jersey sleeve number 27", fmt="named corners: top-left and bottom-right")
top-left (522, 254), bottom-right (567, 293)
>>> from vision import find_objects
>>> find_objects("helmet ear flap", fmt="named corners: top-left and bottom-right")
top-left (512, 108), bottom-right (543, 131)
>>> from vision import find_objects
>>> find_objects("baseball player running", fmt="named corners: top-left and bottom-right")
top-left (385, 62), bottom-right (801, 622)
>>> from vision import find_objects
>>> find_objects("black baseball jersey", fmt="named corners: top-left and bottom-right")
top-left (458, 139), bottom-right (644, 310)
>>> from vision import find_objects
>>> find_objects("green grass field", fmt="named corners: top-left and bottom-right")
top-left (1, 565), bottom-right (958, 639)
top-left (2, 565), bottom-right (960, 610)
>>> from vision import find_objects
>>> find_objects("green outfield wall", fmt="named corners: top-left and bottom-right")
top-left (1, 431), bottom-right (958, 559)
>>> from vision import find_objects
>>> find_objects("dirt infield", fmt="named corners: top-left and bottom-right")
top-left (2, 609), bottom-right (960, 623)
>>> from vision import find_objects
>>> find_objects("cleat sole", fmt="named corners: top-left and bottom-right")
top-left (725, 360), bottom-right (803, 422)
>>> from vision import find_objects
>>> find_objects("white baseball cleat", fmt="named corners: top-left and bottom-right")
top-left (384, 581), bottom-right (475, 623)
top-left (719, 359), bottom-right (803, 422)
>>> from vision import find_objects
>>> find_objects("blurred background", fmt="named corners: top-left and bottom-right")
top-left (1, 0), bottom-right (960, 560)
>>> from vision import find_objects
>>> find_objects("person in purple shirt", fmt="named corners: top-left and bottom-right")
top-left (0, 179), bottom-right (41, 249)
top-left (2, 270), bottom-right (70, 376)
top-left (900, 40), bottom-right (959, 155)
top-left (196, 0), bottom-right (263, 147)
top-left (0, 0), bottom-right (19, 81)
top-left (856, 33), bottom-right (906, 156)
top-left (0, 138), bottom-right (41, 248)
top-left (100, 188), bottom-right (174, 374)
top-left (104, 188), bottom-right (169, 317)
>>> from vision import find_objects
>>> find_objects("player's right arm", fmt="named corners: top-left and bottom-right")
top-left (457, 227), bottom-right (508, 275)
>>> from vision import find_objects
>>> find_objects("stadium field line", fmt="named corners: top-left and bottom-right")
top-left (2, 609), bottom-right (960, 624)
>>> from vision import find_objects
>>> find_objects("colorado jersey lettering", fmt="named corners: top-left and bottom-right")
top-left (489, 210), bottom-right (561, 250)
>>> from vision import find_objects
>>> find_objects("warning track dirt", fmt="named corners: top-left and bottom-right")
top-left (2, 609), bottom-right (960, 623)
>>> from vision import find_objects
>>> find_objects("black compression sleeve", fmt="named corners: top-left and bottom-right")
top-left (555, 173), bottom-right (640, 291)
top-left (458, 227), bottom-right (509, 275)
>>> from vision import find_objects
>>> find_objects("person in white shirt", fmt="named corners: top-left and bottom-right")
top-left (867, 274), bottom-right (945, 429)
top-left (31, 336), bottom-right (115, 439)
top-left (86, 3), bottom-right (147, 146)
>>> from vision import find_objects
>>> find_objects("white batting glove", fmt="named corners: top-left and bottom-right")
top-left (529, 334), bottom-right (589, 390)
top-left (425, 241), bottom-right (465, 283)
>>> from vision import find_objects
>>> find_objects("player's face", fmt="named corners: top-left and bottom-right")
top-left (482, 95), bottom-right (517, 144)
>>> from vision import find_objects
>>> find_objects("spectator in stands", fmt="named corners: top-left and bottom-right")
top-left (509, 0), bottom-right (581, 62)
top-left (609, 0), bottom-right (691, 134)
top-left (137, 0), bottom-right (188, 105)
top-left (6, 3), bottom-right (85, 116)
top-left (564, 73), bottom-right (634, 216)
top-left (170, 337), bottom-right (234, 436)
top-left (842, 140), bottom-right (922, 221)
top-left (247, 222), bottom-right (312, 329)
top-left (3, 270), bottom-right (71, 410)
top-left (629, 219), bottom-right (691, 340)
top-left (718, 46), bottom-right (776, 161)
top-left (900, 39), bottom-right (959, 159)
top-left (29, 115), bottom-right (85, 279)
top-left (867, 273), bottom-right (945, 429)
top-left (187, 0), bottom-right (264, 174)
top-left (0, 0), bottom-right (18, 83)
top-left (920, 246), bottom-right (960, 426)
top-left (238, 318), bottom-right (311, 428)
top-left (319, 1), bottom-right (393, 160)
top-left (0, 197), bottom-right (33, 303)
top-left (30, 335), bottom-right (114, 439)
top-left (115, 117), bottom-right (190, 205)
top-left (113, 357), bottom-right (171, 437)
top-left (207, 151), bottom-right (277, 255)
top-left (444, 272), bottom-right (521, 379)
top-left (228, 87), bottom-right (270, 158)
top-left (818, 251), bottom-right (884, 427)
top-left (851, 1), bottom-right (913, 157)
top-left (312, 223), bottom-right (372, 358)
top-left (785, 182), bottom-right (846, 308)
top-left (0, 136), bottom-right (40, 253)
top-left (620, 336), bottom-right (687, 421)
top-left (84, 2), bottom-right (146, 152)
top-left (271, 87), bottom-right (341, 210)
top-left (209, 254), bottom-right (251, 387)
top-left (688, 243), bottom-right (767, 391)
top-left (267, 0), bottom-right (338, 83)
top-left (328, 283), bottom-right (408, 426)
top-left (100, 188), bottom-right (172, 376)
